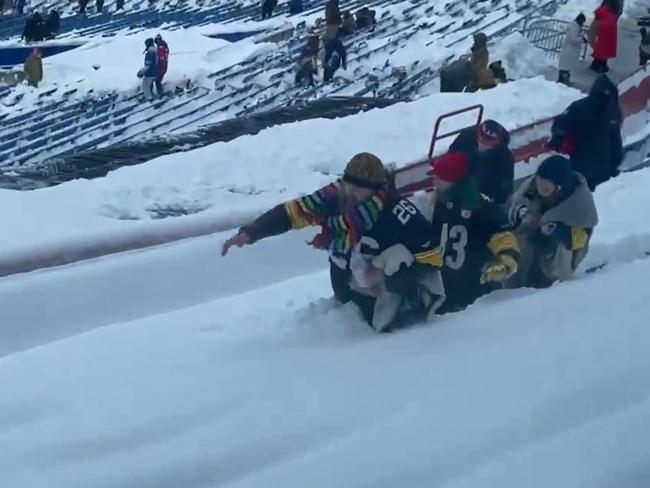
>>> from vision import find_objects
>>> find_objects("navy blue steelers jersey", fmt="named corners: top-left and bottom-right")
top-left (431, 194), bottom-right (511, 310)
top-left (359, 197), bottom-right (437, 258)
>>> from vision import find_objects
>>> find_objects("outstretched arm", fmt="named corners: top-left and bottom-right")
top-left (221, 204), bottom-right (292, 256)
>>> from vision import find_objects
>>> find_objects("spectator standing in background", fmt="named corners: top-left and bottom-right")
top-left (24, 47), bottom-right (43, 87)
top-left (288, 0), bottom-right (303, 15)
top-left (22, 12), bottom-right (44, 42)
top-left (154, 34), bottom-right (169, 96)
top-left (44, 10), bottom-right (61, 39)
top-left (138, 38), bottom-right (158, 100)
top-left (79, 0), bottom-right (88, 14)
top-left (295, 35), bottom-right (319, 86)
top-left (15, 0), bottom-right (26, 16)
top-left (261, 0), bottom-right (277, 19)
top-left (340, 11), bottom-right (356, 36)
top-left (558, 13), bottom-right (586, 85)
top-left (466, 32), bottom-right (494, 92)
top-left (324, 0), bottom-right (341, 41)
top-left (588, 0), bottom-right (619, 73)
top-left (355, 7), bottom-right (376, 30)
top-left (324, 31), bottom-right (347, 71)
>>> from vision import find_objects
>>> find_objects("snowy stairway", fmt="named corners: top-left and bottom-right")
top-left (213, 1), bottom-right (494, 109)
top-left (1, 0), bottom-right (564, 167)
top-left (0, 94), bottom-right (119, 157)
top-left (37, 87), bottom-right (213, 163)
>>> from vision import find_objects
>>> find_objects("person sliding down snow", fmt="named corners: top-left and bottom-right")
top-left (426, 152), bottom-right (520, 314)
top-left (505, 155), bottom-right (598, 289)
top-left (222, 153), bottom-right (446, 332)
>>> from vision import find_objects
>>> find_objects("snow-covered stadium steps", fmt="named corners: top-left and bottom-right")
top-left (20, 88), bottom-right (214, 165)
top-left (0, 1), bottom-right (218, 39)
top-left (331, 0), bottom-right (557, 98)
top-left (0, 95), bottom-right (120, 158)
top-left (208, 3), bottom-right (453, 106)
top-left (0, 0), bottom-right (560, 167)
top-left (1, 0), bottom-right (410, 154)
top-left (219, 1), bottom-right (527, 107)
top-left (3, 162), bottom-right (650, 488)
top-left (1, 93), bottom-right (147, 167)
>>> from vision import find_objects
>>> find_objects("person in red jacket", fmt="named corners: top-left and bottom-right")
top-left (588, 0), bottom-right (619, 73)
top-left (154, 34), bottom-right (169, 96)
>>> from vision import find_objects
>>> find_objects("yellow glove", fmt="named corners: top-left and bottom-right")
top-left (414, 247), bottom-right (444, 268)
top-left (480, 254), bottom-right (518, 284)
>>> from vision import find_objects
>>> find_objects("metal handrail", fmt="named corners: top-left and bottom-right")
top-left (524, 17), bottom-right (589, 59)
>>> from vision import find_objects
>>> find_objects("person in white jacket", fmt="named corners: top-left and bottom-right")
top-left (558, 13), bottom-right (587, 85)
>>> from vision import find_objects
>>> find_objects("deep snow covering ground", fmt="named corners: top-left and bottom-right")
top-left (0, 27), bottom-right (274, 117)
top-left (2, 166), bottom-right (650, 487)
top-left (0, 78), bottom-right (584, 255)
top-left (553, 0), bottom-right (600, 20)
top-left (0, 0), bottom-right (409, 115)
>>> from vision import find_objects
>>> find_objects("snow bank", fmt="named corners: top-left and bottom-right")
top-left (553, 0), bottom-right (601, 21)
top-left (40, 28), bottom-right (268, 93)
top-left (0, 27), bottom-right (275, 113)
top-left (0, 78), bottom-right (583, 256)
top-left (2, 192), bottom-right (650, 487)
top-left (490, 32), bottom-right (557, 80)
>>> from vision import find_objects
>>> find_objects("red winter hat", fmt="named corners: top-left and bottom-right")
top-left (430, 151), bottom-right (469, 184)
top-left (477, 119), bottom-right (505, 147)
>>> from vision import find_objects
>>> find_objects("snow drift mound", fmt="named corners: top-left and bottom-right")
top-left (2, 210), bottom-right (650, 488)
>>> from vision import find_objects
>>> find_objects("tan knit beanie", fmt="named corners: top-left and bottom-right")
top-left (342, 152), bottom-right (387, 189)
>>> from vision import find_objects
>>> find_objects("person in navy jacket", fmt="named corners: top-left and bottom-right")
top-left (138, 38), bottom-right (158, 100)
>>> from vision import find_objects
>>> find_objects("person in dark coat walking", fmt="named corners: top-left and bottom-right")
top-left (324, 0), bottom-right (342, 40)
top-left (261, 0), bottom-right (278, 19)
top-left (448, 119), bottom-right (515, 205)
top-left (548, 74), bottom-right (623, 190)
top-left (288, 0), bottom-right (303, 15)
top-left (44, 10), bottom-right (60, 39)
top-left (324, 33), bottom-right (347, 71)
top-left (324, 49), bottom-right (344, 82)
top-left (340, 11), bottom-right (356, 36)
top-left (355, 7), bottom-right (376, 29)
top-left (15, 0), bottom-right (26, 15)
top-left (325, 0), bottom-right (341, 25)
top-left (22, 12), bottom-right (44, 42)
